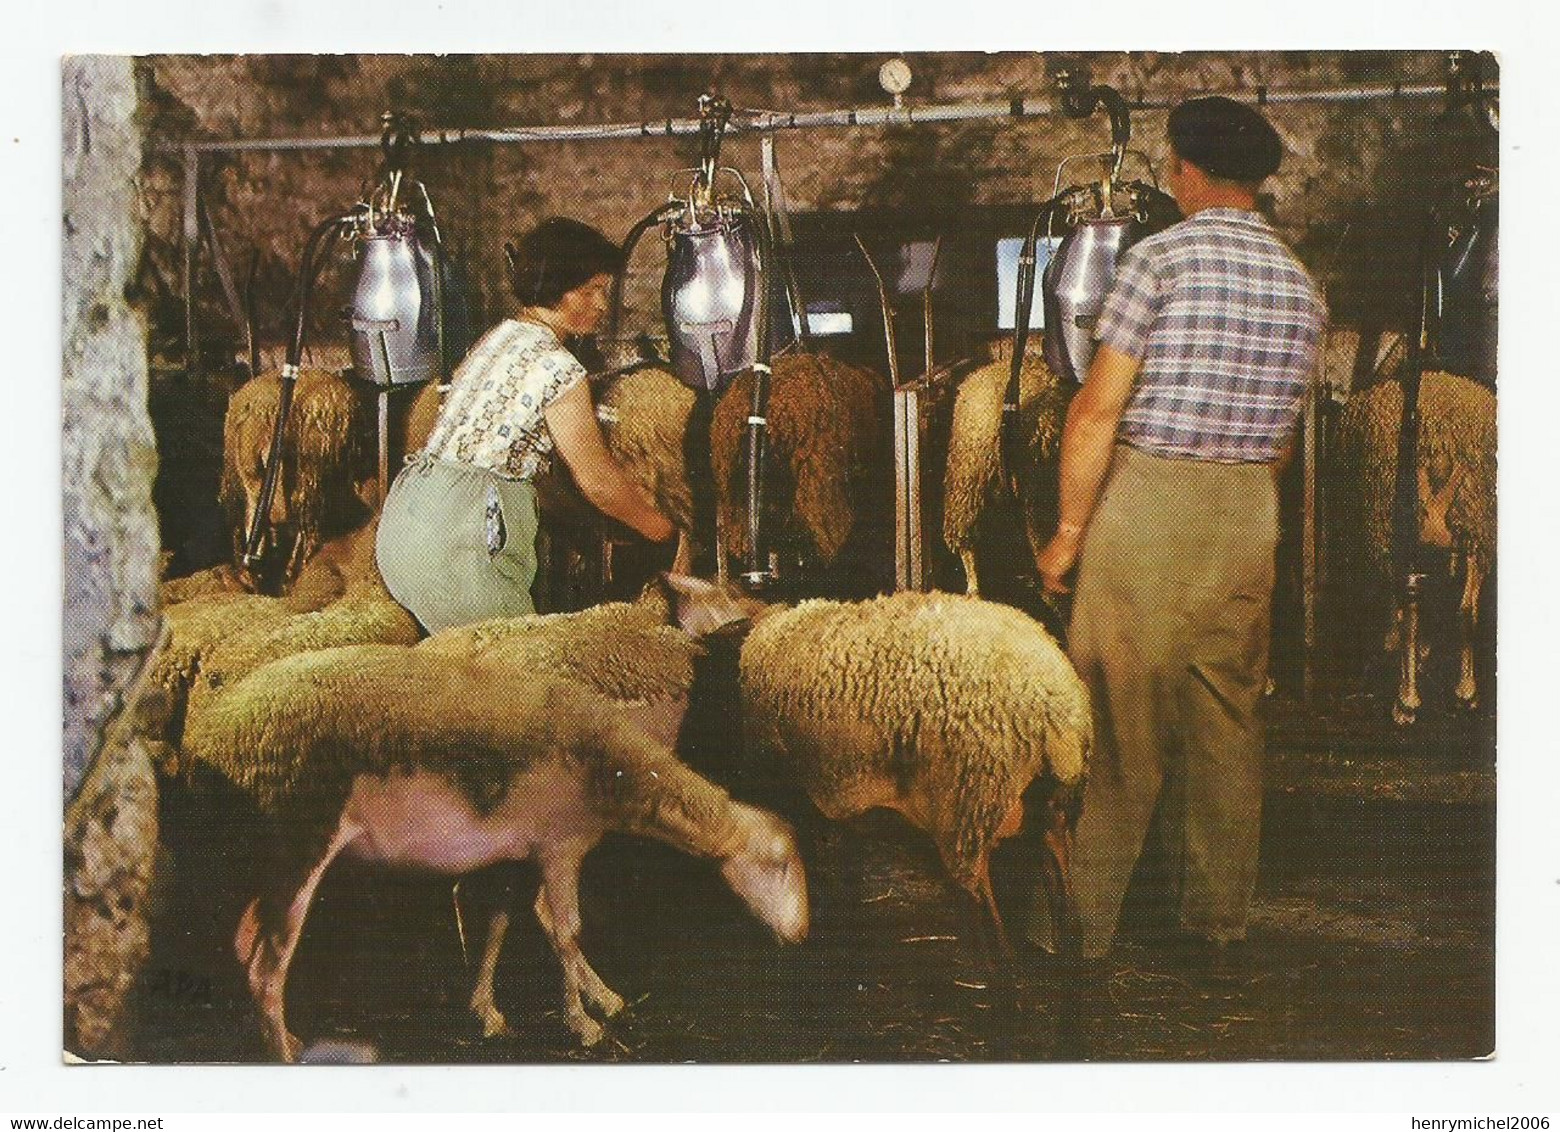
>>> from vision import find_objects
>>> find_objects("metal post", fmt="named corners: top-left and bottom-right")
top-left (377, 387), bottom-right (390, 506)
top-left (893, 384), bottom-right (923, 592)
top-left (1302, 383), bottom-right (1318, 704)
top-left (181, 145), bottom-right (200, 374)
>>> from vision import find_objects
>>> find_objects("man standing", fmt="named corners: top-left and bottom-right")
top-left (1033, 97), bottom-right (1327, 965)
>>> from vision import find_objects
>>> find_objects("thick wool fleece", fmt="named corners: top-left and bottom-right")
top-left (1336, 369), bottom-right (1496, 579)
top-left (181, 648), bottom-right (747, 887)
top-left (415, 593), bottom-right (701, 705)
top-left (941, 354), bottom-right (1071, 560)
top-left (219, 368), bottom-right (364, 567)
top-left (710, 352), bottom-right (887, 565)
top-left (740, 590), bottom-right (1090, 891)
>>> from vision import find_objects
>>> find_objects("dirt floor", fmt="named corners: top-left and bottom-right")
top-left (134, 678), bottom-right (1494, 1065)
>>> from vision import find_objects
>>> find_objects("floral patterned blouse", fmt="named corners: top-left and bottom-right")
top-left (421, 319), bottom-right (586, 481)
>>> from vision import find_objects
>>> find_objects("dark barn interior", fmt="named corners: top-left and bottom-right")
top-left (64, 50), bottom-right (1497, 1066)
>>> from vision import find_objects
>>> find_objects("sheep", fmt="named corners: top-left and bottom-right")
top-left (698, 577), bottom-right (1090, 956)
top-left (413, 577), bottom-right (760, 1038)
top-left (178, 645), bottom-right (808, 1060)
top-left (182, 580), bottom-right (421, 731)
top-left (151, 516), bottom-right (408, 757)
top-left (1335, 363), bottom-right (1496, 716)
top-left (941, 344), bottom-right (1073, 597)
top-left (219, 367), bottom-right (365, 587)
top-left (593, 366), bottom-right (702, 573)
top-left (709, 351), bottom-right (888, 575)
top-left (160, 510), bottom-right (385, 610)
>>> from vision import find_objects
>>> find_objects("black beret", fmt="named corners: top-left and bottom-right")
top-left (1168, 96), bottom-right (1283, 183)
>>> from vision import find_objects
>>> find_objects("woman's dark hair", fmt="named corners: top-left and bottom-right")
top-left (504, 217), bottom-right (625, 309)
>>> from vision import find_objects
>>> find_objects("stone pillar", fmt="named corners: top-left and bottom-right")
top-left (62, 54), bottom-right (163, 1059)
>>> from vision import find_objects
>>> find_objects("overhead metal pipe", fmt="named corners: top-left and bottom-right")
top-left (166, 81), bottom-right (1468, 155)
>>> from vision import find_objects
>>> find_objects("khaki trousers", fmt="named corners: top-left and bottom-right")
top-left (1038, 445), bottom-right (1277, 958)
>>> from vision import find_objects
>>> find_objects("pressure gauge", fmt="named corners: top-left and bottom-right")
top-left (879, 58), bottom-right (912, 99)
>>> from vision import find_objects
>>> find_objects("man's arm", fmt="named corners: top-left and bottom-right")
top-left (1036, 344), bottom-right (1143, 594)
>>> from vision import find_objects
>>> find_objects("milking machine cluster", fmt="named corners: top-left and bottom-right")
top-left (242, 113), bottom-right (451, 588)
top-left (615, 94), bottom-right (793, 588)
top-left (1000, 61), bottom-right (1181, 494)
top-left (1391, 50), bottom-right (1499, 725)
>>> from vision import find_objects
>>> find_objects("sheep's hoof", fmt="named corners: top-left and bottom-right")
top-left (1391, 699), bottom-right (1418, 727)
top-left (274, 1030), bottom-right (303, 1064)
top-left (475, 1006), bottom-right (515, 1040)
top-left (1453, 689), bottom-right (1480, 713)
top-left (590, 987), bottom-right (626, 1019)
top-left (570, 1014), bottom-right (606, 1047)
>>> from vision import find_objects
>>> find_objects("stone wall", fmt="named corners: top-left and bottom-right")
top-left (138, 51), bottom-right (1488, 361)
top-left (62, 54), bottom-right (161, 1058)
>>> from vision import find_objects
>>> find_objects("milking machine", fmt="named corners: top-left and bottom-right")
top-left (1000, 62), bottom-right (1181, 495)
top-left (242, 113), bottom-right (451, 589)
top-left (613, 94), bottom-right (794, 587)
top-left (1391, 51), bottom-right (1499, 725)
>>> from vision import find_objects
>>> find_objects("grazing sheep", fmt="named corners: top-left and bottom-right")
top-left (726, 581), bottom-right (1091, 953)
top-left (941, 348), bottom-right (1072, 596)
top-left (710, 352), bottom-right (888, 574)
top-left (179, 647), bottom-right (808, 1060)
top-left (219, 367), bottom-right (365, 585)
top-left (1335, 366), bottom-right (1496, 714)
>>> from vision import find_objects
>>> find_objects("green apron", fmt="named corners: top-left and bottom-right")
top-left (375, 453), bottom-right (540, 633)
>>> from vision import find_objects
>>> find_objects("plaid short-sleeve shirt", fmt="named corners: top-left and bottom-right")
top-left (422, 319), bottom-right (586, 480)
top-left (1094, 207), bottom-right (1327, 463)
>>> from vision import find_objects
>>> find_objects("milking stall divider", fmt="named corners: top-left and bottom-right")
top-left (163, 67), bottom-right (1478, 704)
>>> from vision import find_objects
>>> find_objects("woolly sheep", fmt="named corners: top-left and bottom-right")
top-left (414, 577), bottom-right (759, 1038)
top-left (152, 517), bottom-right (405, 757)
top-left (594, 366), bottom-right (702, 572)
top-left (160, 511), bottom-right (384, 610)
top-left (1335, 365), bottom-right (1495, 714)
top-left (219, 367), bottom-right (364, 585)
top-left (179, 646), bottom-right (808, 1059)
top-left (941, 346), bottom-right (1072, 596)
top-left (710, 352), bottom-right (888, 573)
top-left (730, 583), bottom-right (1091, 952)
top-left (181, 581), bottom-right (421, 732)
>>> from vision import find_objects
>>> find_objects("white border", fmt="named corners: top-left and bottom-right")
top-left (7, 0), bottom-right (1557, 1114)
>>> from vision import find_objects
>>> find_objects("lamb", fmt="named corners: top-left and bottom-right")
top-left (716, 579), bottom-right (1091, 954)
top-left (710, 352), bottom-right (888, 574)
top-left (179, 646), bottom-right (808, 1060)
top-left (941, 344), bottom-right (1073, 596)
top-left (1335, 364), bottom-right (1496, 716)
top-left (219, 366), bottom-right (365, 586)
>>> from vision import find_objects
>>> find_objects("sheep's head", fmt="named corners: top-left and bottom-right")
top-left (658, 573), bottom-right (773, 642)
top-left (720, 804), bottom-right (809, 944)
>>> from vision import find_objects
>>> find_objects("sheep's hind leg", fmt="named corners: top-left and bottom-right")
top-left (469, 907), bottom-right (515, 1039)
top-left (959, 548), bottom-right (981, 597)
top-left (1455, 554), bottom-right (1485, 711)
top-left (535, 842), bottom-right (623, 1046)
top-left (236, 817), bottom-right (362, 1062)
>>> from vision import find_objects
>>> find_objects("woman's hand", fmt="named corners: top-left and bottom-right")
top-left (544, 381), bottom-right (677, 543)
